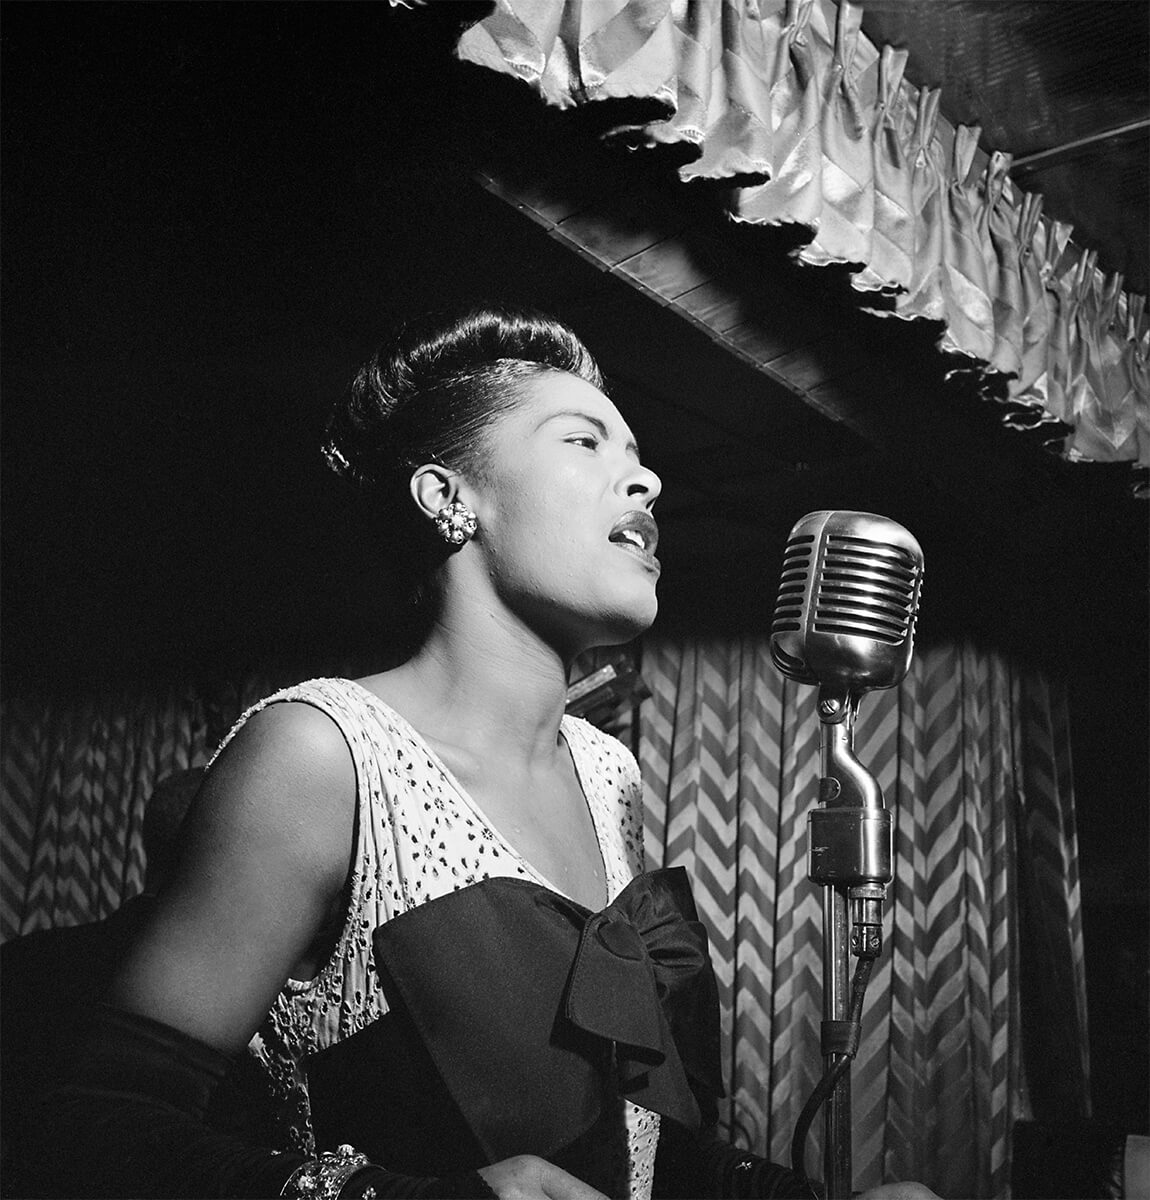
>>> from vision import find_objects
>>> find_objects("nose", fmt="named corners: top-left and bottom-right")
top-left (622, 459), bottom-right (662, 508)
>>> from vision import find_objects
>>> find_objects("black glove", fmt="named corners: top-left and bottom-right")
top-left (18, 1003), bottom-right (491, 1200)
top-left (654, 1121), bottom-right (820, 1199)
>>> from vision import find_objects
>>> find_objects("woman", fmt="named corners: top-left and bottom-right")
top-left (28, 307), bottom-right (935, 1200)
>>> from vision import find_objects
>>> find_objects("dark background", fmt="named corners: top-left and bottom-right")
top-left (2, 2), bottom-right (1146, 1132)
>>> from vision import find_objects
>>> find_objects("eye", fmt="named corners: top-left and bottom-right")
top-left (567, 434), bottom-right (600, 451)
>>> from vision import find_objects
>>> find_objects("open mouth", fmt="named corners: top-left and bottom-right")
top-left (608, 511), bottom-right (659, 564)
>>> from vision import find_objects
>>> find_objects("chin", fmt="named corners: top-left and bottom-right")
top-left (592, 596), bottom-right (658, 648)
top-left (531, 583), bottom-right (658, 656)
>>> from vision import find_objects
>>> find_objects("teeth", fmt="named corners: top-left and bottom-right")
top-left (609, 511), bottom-right (658, 557)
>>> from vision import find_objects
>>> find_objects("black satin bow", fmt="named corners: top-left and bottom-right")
top-left (366, 868), bottom-right (724, 1166)
top-left (566, 868), bottom-right (723, 1130)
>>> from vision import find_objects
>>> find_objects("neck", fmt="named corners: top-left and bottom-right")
top-left (374, 592), bottom-right (577, 766)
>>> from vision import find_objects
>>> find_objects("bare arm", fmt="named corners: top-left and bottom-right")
top-left (109, 699), bottom-right (357, 1052)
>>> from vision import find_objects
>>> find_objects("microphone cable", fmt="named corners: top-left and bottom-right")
top-left (789, 950), bottom-right (878, 1192)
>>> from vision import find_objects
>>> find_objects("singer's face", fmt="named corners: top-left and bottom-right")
top-left (462, 372), bottom-right (662, 656)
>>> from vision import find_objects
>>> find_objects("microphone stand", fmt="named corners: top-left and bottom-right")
top-left (806, 684), bottom-right (892, 1200)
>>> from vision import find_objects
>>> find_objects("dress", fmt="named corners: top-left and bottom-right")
top-left (210, 677), bottom-right (664, 1200)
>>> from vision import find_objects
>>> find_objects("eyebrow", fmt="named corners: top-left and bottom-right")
top-left (540, 410), bottom-right (641, 459)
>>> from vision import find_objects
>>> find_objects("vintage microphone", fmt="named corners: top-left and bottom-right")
top-left (769, 511), bottom-right (924, 1200)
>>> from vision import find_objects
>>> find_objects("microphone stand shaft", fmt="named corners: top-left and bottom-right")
top-left (812, 687), bottom-right (885, 1200)
top-left (823, 883), bottom-right (852, 1199)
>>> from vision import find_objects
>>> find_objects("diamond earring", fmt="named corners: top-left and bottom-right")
top-left (434, 499), bottom-right (478, 545)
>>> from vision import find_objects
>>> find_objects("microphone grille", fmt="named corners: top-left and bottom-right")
top-left (812, 533), bottom-right (920, 645)
top-left (770, 511), bottom-right (924, 689)
top-left (771, 534), bottom-right (816, 634)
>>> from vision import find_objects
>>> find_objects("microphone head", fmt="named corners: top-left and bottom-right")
top-left (770, 511), bottom-right (924, 692)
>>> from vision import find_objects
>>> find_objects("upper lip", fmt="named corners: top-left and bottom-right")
top-left (608, 510), bottom-right (659, 557)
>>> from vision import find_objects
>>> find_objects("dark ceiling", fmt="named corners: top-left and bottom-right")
top-left (1, 2), bottom-right (1145, 692)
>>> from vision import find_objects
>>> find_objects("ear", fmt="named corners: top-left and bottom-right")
top-left (409, 463), bottom-right (459, 522)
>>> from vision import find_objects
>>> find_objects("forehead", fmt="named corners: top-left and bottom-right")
top-left (508, 371), bottom-right (635, 441)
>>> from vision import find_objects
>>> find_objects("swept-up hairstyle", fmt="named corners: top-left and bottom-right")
top-left (323, 305), bottom-right (603, 493)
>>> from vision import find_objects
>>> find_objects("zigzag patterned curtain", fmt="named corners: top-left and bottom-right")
top-left (636, 634), bottom-right (1088, 1199)
top-left (0, 684), bottom-right (209, 939)
top-left (456, 0), bottom-right (1149, 470)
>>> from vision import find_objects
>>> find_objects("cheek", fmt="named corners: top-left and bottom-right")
top-left (497, 463), bottom-right (595, 546)
top-left (523, 502), bottom-right (590, 585)
top-left (490, 487), bottom-right (597, 594)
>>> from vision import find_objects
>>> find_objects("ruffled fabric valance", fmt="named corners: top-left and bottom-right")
top-left (456, 0), bottom-right (1148, 471)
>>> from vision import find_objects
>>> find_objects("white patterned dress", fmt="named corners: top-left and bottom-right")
top-left (210, 677), bottom-right (661, 1200)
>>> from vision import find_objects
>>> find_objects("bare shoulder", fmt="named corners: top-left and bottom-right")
top-left (211, 698), bottom-right (356, 796)
top-left (195, 699), bottom-right (357, 882)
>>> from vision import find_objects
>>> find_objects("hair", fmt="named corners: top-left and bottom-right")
top-left (323, 304), bottom-right (604, 494)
